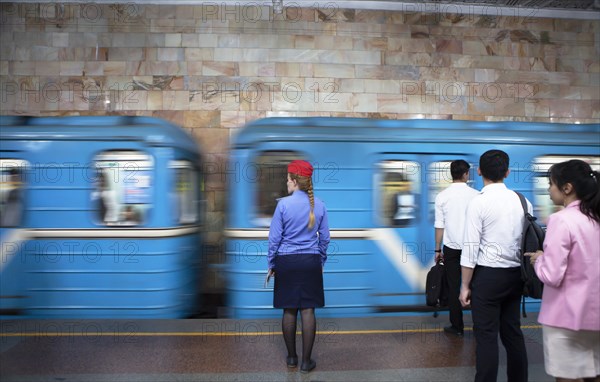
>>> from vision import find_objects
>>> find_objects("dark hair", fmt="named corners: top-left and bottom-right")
top-left (479, 150), bottom-right (509, 182)
top-left (450, 160), bottom-right (470, 181)
top-left (549, 159), bottom-right (600, 222)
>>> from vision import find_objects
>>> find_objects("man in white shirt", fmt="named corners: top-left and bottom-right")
top-left (459, 150), bottom-right (529, 382)
top-left (434, 160), bottom-right (478, 337)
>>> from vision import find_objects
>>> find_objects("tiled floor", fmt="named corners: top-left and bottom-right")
top-left (0, 313), bottom-right (552, 382)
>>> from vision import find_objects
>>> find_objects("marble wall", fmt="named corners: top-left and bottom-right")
top-left (1, 3), bottom-right (599, 243)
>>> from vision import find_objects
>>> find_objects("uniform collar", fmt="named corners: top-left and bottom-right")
top-left (481, 182), bottom-right (507, 193)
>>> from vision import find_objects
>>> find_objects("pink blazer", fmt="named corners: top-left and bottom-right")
top-left (535, 200), bottom-right (600, 331)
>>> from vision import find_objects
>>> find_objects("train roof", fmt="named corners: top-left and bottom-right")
top-left (233, 117), bottom-right (600, 148)
top-left (0, 116), bottom-right (200, 154)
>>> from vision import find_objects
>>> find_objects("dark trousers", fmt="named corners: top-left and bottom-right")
top-left (471, 266), bottom-right (528, 382)
top-left (443, 245), bottom-right (463, 331)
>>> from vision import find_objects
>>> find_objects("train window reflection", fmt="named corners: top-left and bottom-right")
top-left (253, 151), bottom-right (302, 226)
top-left (377, 161), bottom-right (420, 227)
top-left (0, 159), bottom-right (28, 227)
top-left (171, 160), bottom-right (199, 224)
top-left (533, 155), bottom-right (600, 225)
top-left (92, 151), bottom-right (153, 226)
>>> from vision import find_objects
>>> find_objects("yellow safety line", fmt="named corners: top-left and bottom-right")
top-left (0, 325), bottom-right (542, 337)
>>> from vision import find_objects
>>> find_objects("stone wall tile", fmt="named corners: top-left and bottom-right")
top-left (0, 3), bottom-right (597, 177)
top-left (295, 35), bottom-right (315, 49)
top-left (202, 61), bottom-right (239, 76)
top-left (584, 60), bottom-right (599, 73)
top-left (548, 99), bottom-right (576, 118)
top-left (192, 127), bottom-right (230, 154)
top-left (364, 79), bottom-right (400, 94)
top-left (313, 36), bottom-right (348, 50)
top-left (188, 61), bottom-right (203, 75)
top-left (352, 93), bottom-right (378, 112)
top-left (217, 35), bottom-right (239, 48)
top-left (524, 99), bottom-right (549, 118)
top-left (314, 64), bottom-right (354, 78)
top-left (377, 94), bottom-right (412, 113)
top-left (120, 90), bottom-right (147, 111)
top-left (144, 61), bottom-right (187, 75)
top-left (151, 110), bottom-right (184, 126)
top-left (9, 61), bottom-right (34, 75)
top-left (34, 61), bottom-right (59, 75)
top-left (165, 33), bottom-right (182, 47)
top-left (146, 33), bottom-right (165, 47)
top-left (184, 110), bottom-right (221, 128)
top-left (147, 90), bottom-right (163, 110)
top-left (185, 48), bottom-right (215, 61)
top-left (181, 33), bottom-right (199, 47)
top-left (466, 96), bottom-right (495, 116)
top-left (581, 86), bottom-right (600, 99)
top-left (299, 63), bottom-right (313, 77)
top-left (59, 61), bottom-right (84, 76)
top-left (162, 90), bottom-right (190, 110)
top-left (220, 111), bottom-right (244, 129)
top-left (339, 79), bottom-right (365, 93)
top-left (157, 47), bottom-right (183, 61)
top-left (494, 97), bottom-right (526, 117)
top-left (438, 97), bottom-right (466, 115)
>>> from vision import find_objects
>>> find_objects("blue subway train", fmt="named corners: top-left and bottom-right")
top-left (0, 116), bottom-right (204, 318)
top-left (224, 117), bottom-right (600, 318)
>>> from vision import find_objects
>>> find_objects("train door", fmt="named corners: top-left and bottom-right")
top-left (0, 159), bottom-right (28, 315)
top-left (422, 154), bottom-right (481, 268)
top-left (372, 153), bottom-right (479, 310)
top-left (372, 154), bottom-right (425, 308)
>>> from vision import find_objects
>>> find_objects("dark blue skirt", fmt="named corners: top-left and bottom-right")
top-left (273, 254), bottom-right (324, 309)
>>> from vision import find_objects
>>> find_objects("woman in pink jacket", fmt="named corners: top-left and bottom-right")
top-left (526, 159), bottom-right (600, 382)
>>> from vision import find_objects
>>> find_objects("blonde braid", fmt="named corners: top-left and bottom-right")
top-left (307, 177), bottom-right (315, 229)
top-left (291, 173), bottom-right (316, 229)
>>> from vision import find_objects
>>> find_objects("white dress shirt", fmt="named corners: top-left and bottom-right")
top-left (434, 182), bottom-right (479, 250)
top-left (460, 183), bottom-right (533, 269)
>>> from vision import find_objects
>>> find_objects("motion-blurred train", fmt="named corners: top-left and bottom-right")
top-left (1, 116), bottom-right (599, 319)
top-left (0, 116), bottom-right (203, 318)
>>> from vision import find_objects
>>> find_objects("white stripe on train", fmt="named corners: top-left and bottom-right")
top-left (224, 228), bottom-right (431, 290)
top-left (0, 226), bottom-right (201, 271)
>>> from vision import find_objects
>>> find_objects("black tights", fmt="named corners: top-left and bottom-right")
top-left (282, 308), bottom-right (316, 363)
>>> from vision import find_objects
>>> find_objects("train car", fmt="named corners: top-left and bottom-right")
top-left (0, 116), bottom-right (204, 318)
top-left (224, 117), bottom-right (600, 319)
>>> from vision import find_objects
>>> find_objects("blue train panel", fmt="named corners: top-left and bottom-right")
top-left (225, 117), bottom-right (600, 319)
top-left (0, 116), bottom-right (204, 318)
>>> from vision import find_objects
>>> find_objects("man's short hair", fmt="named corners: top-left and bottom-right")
top-left (479, 150), bottom-right (509, 182)
top-left (450, 160), bottom-right (470, 181)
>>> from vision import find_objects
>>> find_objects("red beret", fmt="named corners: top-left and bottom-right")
top-left (288, 160), bottom-right (313, 177)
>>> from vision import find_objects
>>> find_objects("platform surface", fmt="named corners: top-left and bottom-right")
top-left (1, 313), bottom-right (552, 381)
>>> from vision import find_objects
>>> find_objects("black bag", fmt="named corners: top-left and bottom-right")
top-left (515, 192), bottom-right (545, 317)
top-left (425, 259), bottom-right (448, 308)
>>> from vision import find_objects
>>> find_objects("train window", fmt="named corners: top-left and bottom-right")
top-left (532, 155), bottom-right (600, 225)
top-left (92, 151), bottom-right (153, 226)
top-left (170, 160), bottom-right (199, 224)
top-left (427, 161), bottom-right (476, 222)
top-left (253, 151), bottom-right (303, 226)
top-left (428, 161), bottom-right (454, 222)
top-left (377, 161), bottom-right (420, 227)
top-left (0, 159), bottom-right (28, 227)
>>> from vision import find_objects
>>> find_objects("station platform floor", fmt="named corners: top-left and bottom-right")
top-left (1, 312), bottom-right (552, 382)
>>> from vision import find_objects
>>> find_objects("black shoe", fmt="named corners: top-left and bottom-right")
top-left (286, 356), bottom-right (298, 368)
top-left (443, 326), bottom-right (464, 337)
top-left (300, 359), bottom-right (316, 374)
